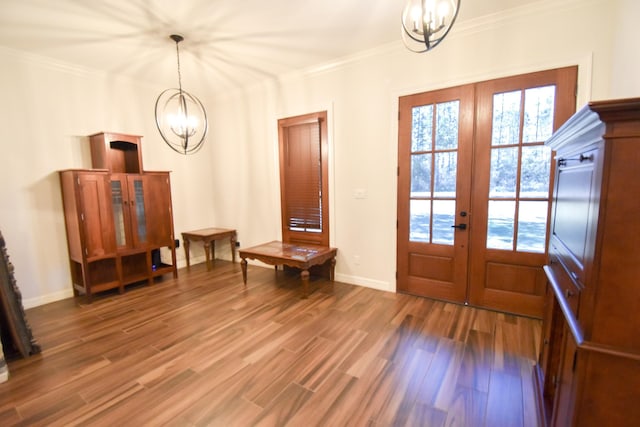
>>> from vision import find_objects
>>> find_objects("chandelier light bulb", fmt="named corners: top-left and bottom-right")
top-left (402, 0), bottom-right (460, 53)
top-left (438, 2), bottom-right (450, 19)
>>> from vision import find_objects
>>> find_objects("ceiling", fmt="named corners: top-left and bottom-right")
top-left (0, 0), bottom-right (540, 94)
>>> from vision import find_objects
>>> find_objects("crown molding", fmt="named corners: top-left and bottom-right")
top-left (298, 0), bottom-right (591, 79)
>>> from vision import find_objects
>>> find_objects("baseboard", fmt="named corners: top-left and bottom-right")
top-left (22, 289), bottom-right (74, 309)
top-left (334, 273), bottom-right (394, 293)
top-left (22, 268), bottom-right (393, 308)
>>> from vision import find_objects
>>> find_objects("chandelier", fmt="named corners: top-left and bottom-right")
top-left (401, 0), bottom-right (460, 53)
top-left (155, 34), bottom-right (208, 155)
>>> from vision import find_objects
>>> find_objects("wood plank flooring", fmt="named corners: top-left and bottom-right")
top-left (0, 261), bottom-right (541, 426)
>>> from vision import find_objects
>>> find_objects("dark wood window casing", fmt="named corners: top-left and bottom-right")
top-left (278, 111), bottom-right (329, 247)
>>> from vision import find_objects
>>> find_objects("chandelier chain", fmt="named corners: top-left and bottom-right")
top-left (175, 40), bottom-right (183, 93)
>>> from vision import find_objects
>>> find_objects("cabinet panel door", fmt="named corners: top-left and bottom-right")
top-left (110, 179), bottom-right (127, 248)
top-left (126, 175), bottom-right (148, 248)
top-left (144, 173), bottom-right (174, 247)
top-left (78, 173), bottom-right (116, 257)
top-left (110, 174), bottom-right (147, 250)
top-left (550, 146), bottom-right (602, 288)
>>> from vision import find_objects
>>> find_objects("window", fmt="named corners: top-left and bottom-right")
top-left (409, 100), bottom-right (460, 245)
top-left (278, 111), bottom-right (329, 246)
top-left (486, 85), bottom-right (556, 253)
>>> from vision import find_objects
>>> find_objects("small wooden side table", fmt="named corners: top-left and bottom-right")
top-left (181, 228), bottom-right (237, 270)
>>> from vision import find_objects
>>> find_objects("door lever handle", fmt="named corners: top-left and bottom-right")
top-left (451, 224), bottom-right (467, 230)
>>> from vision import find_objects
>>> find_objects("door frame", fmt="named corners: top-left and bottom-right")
top-left (396, 66), bottom-right (578, 317)
top-left (277, 111), bottom-right (330, 247)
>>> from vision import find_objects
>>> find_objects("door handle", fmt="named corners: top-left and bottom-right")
top-left (451, 224), bottom-right (467, 230)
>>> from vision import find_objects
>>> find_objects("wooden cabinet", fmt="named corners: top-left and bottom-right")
top-left (59, 170), bottom-right (120, 295)
top-left (534, 98), bottom-right (640, 426)
top-left (60, 132), bottom-right (177, 301)
top-left (89, 132), bottom-right (143, 173)
top-left (142, 171), bottom-right (177, 278)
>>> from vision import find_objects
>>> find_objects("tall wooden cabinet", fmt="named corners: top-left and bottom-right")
top-left (534, 98), bottom-right (640, 426)
top-left (60, 132), bottom-right (177, 301)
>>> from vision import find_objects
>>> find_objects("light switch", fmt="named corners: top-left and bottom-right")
top-left (353, 188), bottom-right (368, 199)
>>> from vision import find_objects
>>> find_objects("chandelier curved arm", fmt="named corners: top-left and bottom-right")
top-left (401, 0), bottom-right (461, 53)
top-left (155, 88), bottom-right (208, 155)
top-left (155, 34), bottom-right (208, 155)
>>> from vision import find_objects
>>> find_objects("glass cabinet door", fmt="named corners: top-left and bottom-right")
top-left (111, 180), bottom-right (127, 247)
top-left (110, 175), bottom-right (148, 249)
top-left (132, 177), bottom-right (147, 245)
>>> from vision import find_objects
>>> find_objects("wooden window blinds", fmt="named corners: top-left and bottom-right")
top-left (278, 111), bottom-right (329, 246)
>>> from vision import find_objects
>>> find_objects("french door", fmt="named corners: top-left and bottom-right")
top-left (397, 67), bottom-right (577, 317)
top-left (397, 84), bottom-right (475, 304)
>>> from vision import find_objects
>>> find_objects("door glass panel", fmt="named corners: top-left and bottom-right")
top-left (434, 152), bottom-right (457, 197)
top-left (517, 201), bottom-right (548, 253)
top-left (436, 101), bottom-right (459, 149)
top-left (523, 85), bottom-right (556, 143)
top-left (487, 84), bottom-right (558, 251)
top-left (489, 147), bottom-right (518, 198)
top-left (487, 200), bottom-right (515, 250)
top-left (521, 145), bottom-right (552, 198)
top-left (411, 105), bottom-right (433, 152)
top-left (432, 200), bottom-right (455, 244)
top-left (410, 100), bottom-right (460, 246)
top-left (411, 153), bottom-right (431, 196)
top-left (492, 91), bottom-right (521, 146)
top-left (111, 181), bottom-right (126, 246)
top-left (410, 199), bottom-right (430, 242)
top-left (133, 180), bottom-right (147, 243)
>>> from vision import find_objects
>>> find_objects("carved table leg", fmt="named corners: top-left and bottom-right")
top-left (184, 238), bottom-right (191, 268)
top-left (330, 257), bottom-right (336, 281)
top-left (203, 241), bottom-right (212, 271)
top-left (241, 258), bottom-right (248, 285)
top-left (230, 233), bottom-right (237, 263)
top-left (301, 269), bottom-right (310, 299)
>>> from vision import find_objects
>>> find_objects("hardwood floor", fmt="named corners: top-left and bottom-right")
top-left (1, 261), bottom-right (541, 426)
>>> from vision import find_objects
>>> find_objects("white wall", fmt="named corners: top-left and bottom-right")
top-left (610, 0), bottom-right (640, 98)
top-left (205, 0), bottom-right (635, 294)
top-left (1, 0), bottom-right (637, 307)
top-left (0, 49), bottom-right (219, 307)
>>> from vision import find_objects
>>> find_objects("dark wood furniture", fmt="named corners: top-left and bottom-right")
top-left (181, 228), bottom-right (237, 270)
top-left (239, 241), bottom-right (337, 298)
top-left (534, 98), bottom-right (640, 426)
top-left (0, 230), bottom-right (40, 360)
top-left (59, 132), bottom-right (177, 302)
